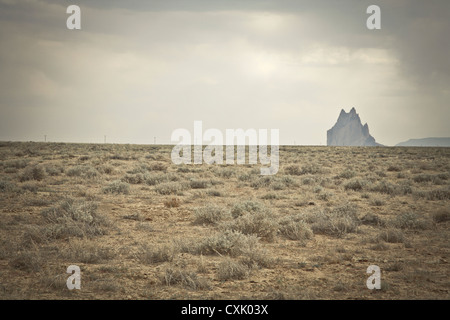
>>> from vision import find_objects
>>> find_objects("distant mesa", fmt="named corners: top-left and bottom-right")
top-left (396, 137), bottom-right (450, 147)
top-left (327, 107), bottom-right (382, 146)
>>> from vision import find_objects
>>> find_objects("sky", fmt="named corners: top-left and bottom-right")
top-left (0, 0), bottom-right (449, 146)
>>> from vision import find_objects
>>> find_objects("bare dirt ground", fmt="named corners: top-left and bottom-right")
top-left (0, 142), bottom-right (449, 300)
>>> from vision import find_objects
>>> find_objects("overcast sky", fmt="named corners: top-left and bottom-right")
top-left (0, 0), bottom-right (449, 146)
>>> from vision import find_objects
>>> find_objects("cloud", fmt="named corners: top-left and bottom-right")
top-left (0, 0), bottom-right (449, 145)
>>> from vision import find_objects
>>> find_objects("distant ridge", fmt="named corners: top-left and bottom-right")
top-left (396, 137), bottom-right (450, 147)
top-left (327, 108), bottom-right (382, 146)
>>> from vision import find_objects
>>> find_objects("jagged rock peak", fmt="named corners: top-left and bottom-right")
top-left (327, 108), bottom-right (381, 146)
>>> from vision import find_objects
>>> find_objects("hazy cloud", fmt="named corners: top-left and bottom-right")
top-left (0, 0), bottom-right (448, 145)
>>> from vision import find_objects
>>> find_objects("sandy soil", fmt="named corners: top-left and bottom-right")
top-left (0, 142), bottom-right (449, 299)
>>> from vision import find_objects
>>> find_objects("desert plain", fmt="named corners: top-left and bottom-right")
top-left (0, 142), bottom-right (449, 300)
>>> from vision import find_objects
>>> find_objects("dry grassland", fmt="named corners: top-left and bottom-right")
top-left (0, 142), bottom-right (449, 299)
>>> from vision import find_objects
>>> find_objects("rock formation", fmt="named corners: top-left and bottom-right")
top-left (327, 108), bottom-right (381, 146)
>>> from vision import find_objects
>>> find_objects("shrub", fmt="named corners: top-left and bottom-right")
top-left (370, 198), bottom-right (385, 206)
top-left (217, 168), bottom-right (234, 178)
top-left (376, 170), bottom-right (387, 177)
top-left (101, 165), bottom-right (114, 175)
top-left (207, 190), bottom-right (222, 197)
top-left (285, 165), bottom-right (302, 176)
top-left (102, 180), bottom-right (130, 194)
top-left (415, 189), bottom-right (450, 200)
top-left (9, 251), bottom-right (42, 272)
top-left (217, 258), bottom-right (250, 281)
top-left (338, 169), bottom-right (356, 179)
top-left (238, 173), bottom-right (252, 182)
top-left (164, 197), bottom-right (181, 208)
top-left (109, 153), bottom-right (130, 160)
top-left (39, 270), bottom-right (69, 291)
top-left (41, 198), bottom-right (111, 239)
top-left (285, 164), bottom-right (321, 176)
top-left (271, 181), bottom-right (286, 190)
top-left (126, 165), bottom-right (148, 174)
top-left (189, 179), bottom-right (210, 189)
top-left (21, 182), bottom-right (39, 193)
top-left (397, 172), bottom-right (406, 179)
top-left (177, 165), bottom-right (191, 173)
top-left (376, 229), bottom-right (405, 243)
top-left (250, 176), bottom-right (273, 189)
top-left (436, 173), bottom-right (449, 180)
top-left (279, 175), bottom-right (298, 187)
top-left (278, 215), bottom-right (313, 241)
top-left (189, 230), bottom-right (273, 268)
top-left (231, 200), bottom-right (264, 218)
top-left (431, 210), bottom-right (450, 223)
top-left (194, 230), bottom-right (259, 257)
top-left (19, 166), bottom-right (46, 182)
top-left (194, 204), bottom-right (231, 225)
top-left (360, 213), bottom-right (384, 226)
top-left (302, 176), bottom-right (315, 185)
top-left (221, 209), bottom-right (278, 241)
top-left (122, 173), bottom-right (147, 184)
top-left (122, 212), bottom-right (144, 221)
top-left (148, 162), bottom-right (167, 172)
top-left (300, 164), bottom-right (322, 175)
top-left (65, 166), bottom-right (84, 177)
top-left (65, 239), bottom-right (115, 264)
top-left (387, 165), bottom-right (401, 172)
top-left (397, 183), bottom-right (413, 195)
top-left (370, 181), bottom-right (397, 195)
top-left (25, 198), bottom-right (51, 207)
top-left (0, 180), bottom-right (17, 193)
top-left (317, 192), bottom-right (333, 201)
top-left (83, 167), bottom-right (99, 179)
top-left (45, 166), bottom-right (64, 176)
top-left (413, 174), bottom-right (431, 183)
top-left (154, 181), bottom-right (187, 195)
top-left (304, 204), bottom-right (359, 237)
top-left (412, 174), bottom-right (447, 184)
top-left (390, 212), bottom-right (431, 230)
top-left (144, 173), bottom-right (169, 186)
top-left (370, 242), bottom-right (389, 251)
top-left (385, 262), bottom-right (403, 272)
top-left (4, 159), bottom-right (29, 169)
top-left (294, 197), bottom-right (309, 207)
top-left (138, 244), bottom-right (177, 264)
top-left (313, 186), bottom-right (323, 194)
top-left (66, 165), bottom-right (98, 179)
top-left (161, 267), bottom-right (211, 290)
top-left (239, 245), bottom-right (274, 269)
top-left (344, 179), bottom-right (365, 191)
top-left (261, 193), bottom-right (279, 200)
top-left (20, 225), bottom-right (49, 248)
